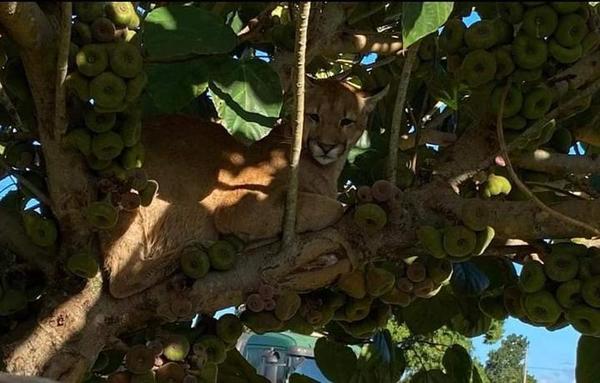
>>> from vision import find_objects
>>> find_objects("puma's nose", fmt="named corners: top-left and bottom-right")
top-left (317, 142), bottom-right (336, 153)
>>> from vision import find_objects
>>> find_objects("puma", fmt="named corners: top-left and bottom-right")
top-left (101, 79), bottom-right (388, 298)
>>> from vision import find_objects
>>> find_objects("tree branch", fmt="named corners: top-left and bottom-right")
top-left (512, 149), bottom-right (600, 176)
top-left (398, 129), bottom-right (456, 151)
top-left (0, 3), bottom-right (53, 49)
top-left (387, 44), bottom-right (418, 184)
top-left (54, 2), bottom-right (71, 137)
top-left (321, 31), bottom-right (403, 55)
top-left (4, 184), bottom-right (600, 379)
top-left (282, 2), bottom-right (311, 248)
top-left (496, 83), bottom-right (600, 236)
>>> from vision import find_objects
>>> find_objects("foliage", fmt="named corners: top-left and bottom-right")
top-left (0, 1), bottom-right (599, 382)
top-left (484, 334), bottom-right (537, 383)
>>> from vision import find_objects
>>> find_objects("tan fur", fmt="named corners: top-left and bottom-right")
top-left (101, 80), bottom-right (387, 298)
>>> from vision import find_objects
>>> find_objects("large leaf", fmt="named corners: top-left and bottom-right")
top-left (410, 369), bottom-right (449, 383)
top-left (217, 348), bottom-right (270, 383)
top-left (442, 344), bottom-right (473, 382)
top-left (402, 288), bottom-right (459, 335)
top-left (471, 256), bottom-right (518, 292)
top-left (209, 58), bottom-right (283, 144)
top-left (402, 2), bottom-right (454, 48)
top-left (145, 59), bottom-right (210, 113)
top-left (450, 262), bottom-right (490, 297)
top-left (314, 337), bottom-right (358, 383)
top-left (472, 363), bottom-right (490, 383)
top-left (576, 335), bottom-right (600, 383)
top-left (144, 5), bottom-right (237, 60)
top-left (359, 331), bottom-right (406, 383)
top-left (449, 297), bottom-right (493, 338)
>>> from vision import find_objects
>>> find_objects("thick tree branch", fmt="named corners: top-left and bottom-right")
top-left (321, 32), bottom-right (403, 55)
top-left (549, 49), bottom-right (600, 91)
top-left (512, 149), bottom-right (600, 176)
top-left (387, 44), bottom-right (418, 184)
top-left (572, 123), bottom-right (600, 147)
top-left (4, 184), bottom-right (600, 379)
top-left (282, 2), bottom-right (311, 248)
top-left (0, 3), bottom-right (53, 49)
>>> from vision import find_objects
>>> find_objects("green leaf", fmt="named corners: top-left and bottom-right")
top-left (209, 58), bottom-right (283, 144)
top-left (442, 344), bottom-right (473, 382)
top-left (427, 67), bottom-right (460, 110)
top-left (577, 335), bottom-right (600, 383)
top-left (289, 374), bottom-right (320, 383)
top-left (217, 348), bottom-right (270, 383)
top-left (471, 256), bottom-right (518, 292)
top-left (410, 369), bottom-right (449, 383)
top-left (144, 5), bottom-right (237, 60)
top-left (449, 297), bottom-right (493, 338)
top-left (402, 288), bottom-right (459, 335)
top-left (314, 337), bottom-right (358, 383)
top-left (472, 363), bottom-right (490, 383)
top-left (402, 2), bottom-right (454, 48)
top-left (145, 59), bottom-right (209, 113)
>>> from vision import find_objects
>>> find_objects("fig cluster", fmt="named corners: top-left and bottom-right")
top-left (351, 180), bottom-right (401, 234)
top-left (179, 235), bottom-right (244, 280)
top-left (240, 257), bottom-right (453, 341)
top-left (65, 2), bottom-right (153, 234)
top-left (503, 243), bottom-right (600, 336)
top-left (430, 2), bottom-right (599, 153)
top-left (0, 254), bottom-right (46, 322)
top-left (417, 202), bottom-right (496, 263)
top-left (85, 313), bottom-right (244, 383)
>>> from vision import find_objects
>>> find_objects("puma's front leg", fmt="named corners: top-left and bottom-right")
top-left (214, 191), bottom-right (345, 242)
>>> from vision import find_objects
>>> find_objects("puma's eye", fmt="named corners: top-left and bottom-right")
top-left (340, 118), bottom-right (355, 126)
top-left (308, 113), bottom-right (320, 123)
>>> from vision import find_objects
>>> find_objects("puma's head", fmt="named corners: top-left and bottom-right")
top-left (303, 78), bottom-right (388, 166)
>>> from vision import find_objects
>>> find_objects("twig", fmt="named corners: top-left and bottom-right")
top-left (523, 181), bottom-right (589, 200)
top-left (410, 91), bottom-right (430, 175)
top-left (282, 1), bottom-right (311, 249)
top-left (54, 1), bottom-right (72, 137)
top-left (329, 55), bottom-right (397, 81)
top-left (512, 149), bottom-right (600, 176)
top-left (236, 2), bottom-right (279, 42)
top-left (0, 131), bottom-right (34, 142)
top-left (386, 43), bottom-right (418, 184)
top-left (0, 81), bottom-right (24, 131)
top-left (496, 83), bottom-right (600, 236)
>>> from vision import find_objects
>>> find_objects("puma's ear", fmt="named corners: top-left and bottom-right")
top-left (363, 84), bottom-right (389, 112)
